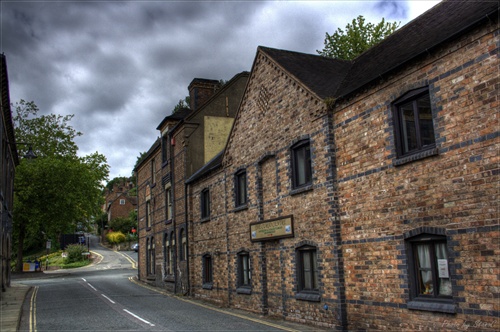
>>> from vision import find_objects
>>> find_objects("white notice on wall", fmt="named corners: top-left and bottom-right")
top-left (438, 259), bottom-right (449, 278)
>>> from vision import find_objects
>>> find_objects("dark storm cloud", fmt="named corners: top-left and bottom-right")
top-left (1, 0), bottom-right (439, 179)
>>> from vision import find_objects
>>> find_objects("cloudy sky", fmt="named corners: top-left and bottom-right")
top-left (1, 0), bottom-right (440, 180)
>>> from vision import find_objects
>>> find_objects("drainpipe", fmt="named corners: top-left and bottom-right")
top-left (169, 130), bottom-right (177, 294)
top-left (184, 182), bottom-right (190, 296)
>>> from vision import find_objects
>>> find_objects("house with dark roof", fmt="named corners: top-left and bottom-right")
top-left (135, 72), bottom-right (249, 293)
top-left (185, 1), bottom-right (498, 330)
top-left (0, 54), bottom-right (19, 297)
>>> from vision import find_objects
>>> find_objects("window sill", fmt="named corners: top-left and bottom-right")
top-left (236, 286), bottom-right (252, 295)
top-left (146, 227), bottom-right (152, 232)
top-left (408, 300), bottom-right (456, 314)
top-left (146, 275), bottom-right (156, 281)
top-left (233, 205), bottom-right (248, 213)
top-left (290, 184), bottom-right (313, 196)
top-left (394, 147), bottom-right (439, 166)
top-left (200, 216), bottom-right (211, 223)
top-left (295, 292), bottom-right (320, 302)
top-left (165, 219), bottom-right (172, 225)
top-left (202, 283), bottom-right (213, 290)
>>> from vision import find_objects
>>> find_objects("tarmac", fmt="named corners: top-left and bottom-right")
top-left (1, 271), bottom-right (328, 332)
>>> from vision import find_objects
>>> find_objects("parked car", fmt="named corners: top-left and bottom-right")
top-left (132, 243), bottom-right (139, 252)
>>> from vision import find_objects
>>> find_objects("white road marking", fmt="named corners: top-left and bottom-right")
top-left (123, 309), bottom-right (155, 327)
top-left (101, 294), bottom-right (115, 304)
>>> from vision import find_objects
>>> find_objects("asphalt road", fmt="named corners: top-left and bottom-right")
top-left (17, 235), bottom-right (287, 331)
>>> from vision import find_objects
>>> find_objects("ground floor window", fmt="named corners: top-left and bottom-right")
top-left (295, 244), bottom-right (320, 301)
top-left (147, 237), bottom-right (155, 276)
top-left (237, 251), bottom-right (251, 294)
top-left (405, 229), bottom-right (455, 313)
top-left (202, 254), bottom-right (213, 289)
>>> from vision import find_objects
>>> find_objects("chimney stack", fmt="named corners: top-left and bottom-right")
top-left (188, 78), bottom-right (221, 111)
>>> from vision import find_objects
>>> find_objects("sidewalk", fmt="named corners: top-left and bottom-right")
top-left (0, 281), bottom-right (31, 332)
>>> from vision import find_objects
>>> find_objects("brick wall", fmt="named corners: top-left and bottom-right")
top-left (334, 18), bottom-right (498, 331)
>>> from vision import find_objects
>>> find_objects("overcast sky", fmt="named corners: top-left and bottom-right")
top-left (1, 0), bottom-right (440, 180)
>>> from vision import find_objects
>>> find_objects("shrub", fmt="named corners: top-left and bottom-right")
top-left (106, 231), bottom-right (126, 244)
top-left (64, 244), bottom-right (87, 264)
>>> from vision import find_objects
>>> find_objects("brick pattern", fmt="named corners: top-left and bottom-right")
top-left (187, 15), bottom-right (499, 332)
top-left (334, 20), bottom-right (499, 331)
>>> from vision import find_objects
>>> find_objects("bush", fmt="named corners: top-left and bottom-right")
top-left (64, 244), bottom-right (87, 264)
top-left (106, 231), bottom-right (126, 244)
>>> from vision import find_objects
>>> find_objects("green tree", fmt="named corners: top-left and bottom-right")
top-left (317, 15), bottom-right (400, 60)
top-left (13, 100), bottom-right (109, 271)
top-left (172, 96), bottom-right (190, 114)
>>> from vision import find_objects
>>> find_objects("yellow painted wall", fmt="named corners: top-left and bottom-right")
top-left (204, 116), bottom-right (234, 163)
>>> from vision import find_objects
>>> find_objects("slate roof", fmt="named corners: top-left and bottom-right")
top-left (156, 107), bottom-right (192, 130)
top-left (185, 151), bottom-right (223, 184)
top-left (133, 137), bottom-right (160, 172)
top-left (336, 0), bottom-right (499, 98)
top-left (258, 47), bottom-right (351, 100)
top-left (260, 0), bottom-right (498, 101)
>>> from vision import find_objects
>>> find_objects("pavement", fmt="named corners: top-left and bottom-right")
top-left (0, 280), bottom-right (30, 332)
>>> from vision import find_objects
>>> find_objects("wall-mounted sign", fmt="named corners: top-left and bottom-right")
top-left (250, 215), bottom-right (294, 242)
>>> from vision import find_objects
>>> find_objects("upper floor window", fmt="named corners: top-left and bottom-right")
top-left (201, 188), bottom-right (210, 220)
top-left (291, 140), bottom-right (312, 189)
top-left (405, 230), bottom-right (454, 313)
top-left (151, 158), bottom-right (156, 184)
top-left (234, 169), bottom-right (247, 208)
top-left (393, 87), bottom-right (436, 158)
top-left (165, 185), bottom-right (172, 221)
top-left (161, 134), bottom-right (169, 164)
top-left (146, 200), bottom-right (152, 228)
top-left (119, 199), bottom-right (125, 205)
top-left (237, 251), bottom-right (251, 294)
top-left (295, 244), bottom-right (320, 301)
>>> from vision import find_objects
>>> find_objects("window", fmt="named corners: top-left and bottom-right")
top-left (147, 237), bottom-right (155, 275)
top-left (146, 200), bottom-right (152, 228)
top-left (179, 229), bottom-right (187, 261)
top-left (163, 234), bottom-right (170, 276)
top-left (119, 199), bottom-right (125, 205)
top-left (202, 254), bottom-right (213, 289)
top-left (234, 169), bottom-right (247, 208)
top-left (161, 134), bottom-right (169, 164)
top-left (406, 231), bottom-right (455, 313)
top-left (291, 140), bottom-right (312, 189)
top-left (167, 231), bottom-right (175, 275)
top-left (393, 87), bottom-right (436, 158)
top-left (201, 188), bottom-right (210, 220)
top-left (237, 251), bottom-right (251, 294)
top-left (165, 185), bottom-right (172, 221)
top-left (296, 245), bottom-right (320, 301)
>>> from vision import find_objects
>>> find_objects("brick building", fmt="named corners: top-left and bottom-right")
top-left (136, 1), bottom-right (498, 330)
top-left (103, 180), bottom-right (137, 224)
top-left (135, 72), bottom-right (249, 293)
top-left (186, 1), bottom-right (498, 330)
top-left (0, 54), bottom-right (19, 297)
